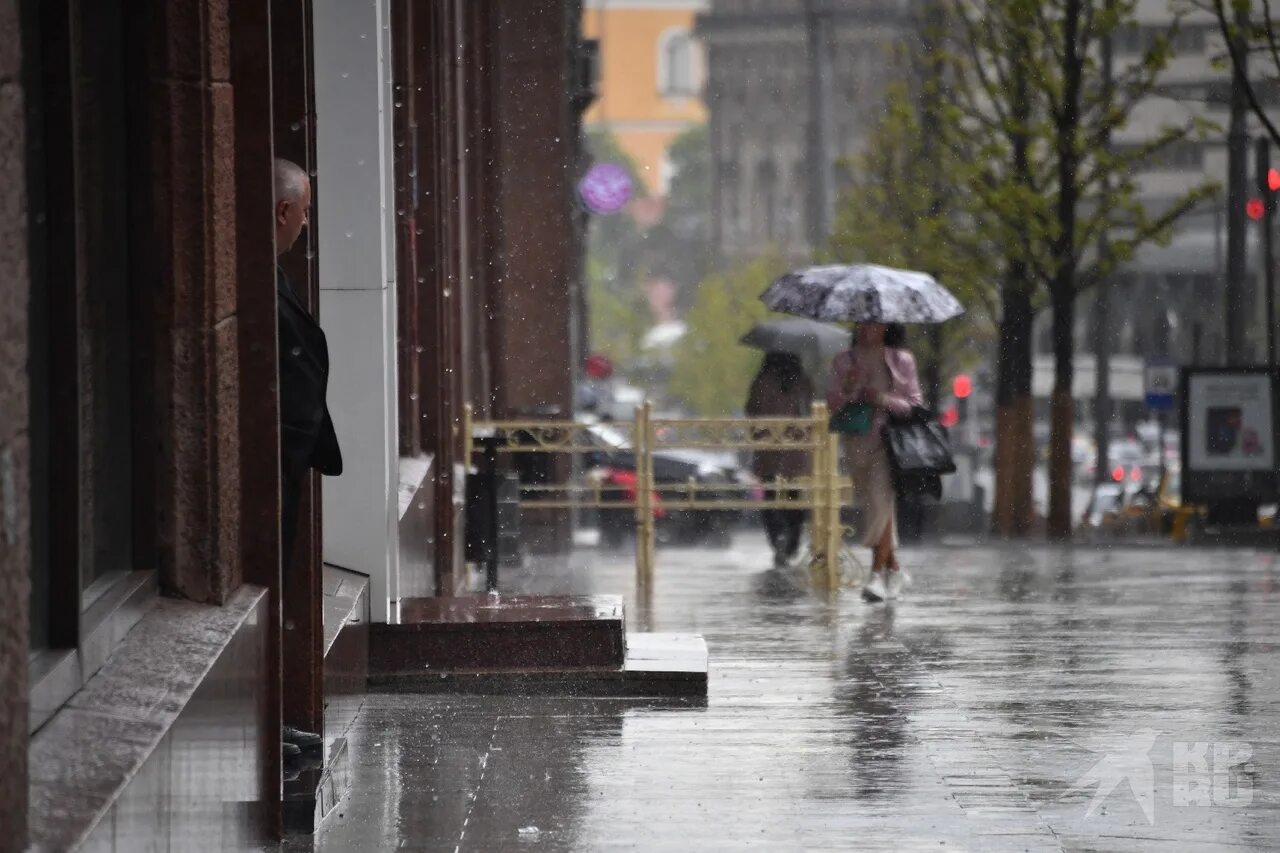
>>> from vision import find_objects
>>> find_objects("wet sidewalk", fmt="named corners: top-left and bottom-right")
top-left (298, 538), bottom-right (1280, 851)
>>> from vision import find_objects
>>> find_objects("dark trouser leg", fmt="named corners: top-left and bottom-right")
top-left (779, 494), bottom-right (804, 559)
top-left (762, 489), bottom-right (782, 552)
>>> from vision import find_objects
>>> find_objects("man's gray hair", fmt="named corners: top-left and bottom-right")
top-left (274, 158), bottom-right (309, 204)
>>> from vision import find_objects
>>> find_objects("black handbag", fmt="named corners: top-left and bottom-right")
top-left (881, 407), bottom-right (957, 477)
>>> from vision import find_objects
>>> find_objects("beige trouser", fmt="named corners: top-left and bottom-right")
top-left (842, 434), bottom-right (897, 550)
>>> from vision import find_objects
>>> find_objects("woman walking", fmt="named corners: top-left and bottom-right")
top-left (826, 323), bottom-right (922, 601)
top-left (746, 352), bottom-right (815, 567)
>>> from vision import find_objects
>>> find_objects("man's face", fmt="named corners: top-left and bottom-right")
top-left (275, 179), bottom-right (312, 255)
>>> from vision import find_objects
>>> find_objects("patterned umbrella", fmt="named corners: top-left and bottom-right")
top-left (761, 264), bottom-right (965, 324)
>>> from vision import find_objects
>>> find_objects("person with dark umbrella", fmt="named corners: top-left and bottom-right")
top-left (274, 158), bottom-right (343, 760)
top-left (746, 352), bottom-right (815, 567)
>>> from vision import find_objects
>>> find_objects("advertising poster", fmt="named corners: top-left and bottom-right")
top-left (1186, 372), bottom-right (1275, 472)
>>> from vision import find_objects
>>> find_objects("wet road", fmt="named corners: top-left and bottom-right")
top-left (301, 538), bottom-right (1280, 851)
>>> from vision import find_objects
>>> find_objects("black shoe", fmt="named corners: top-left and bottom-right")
top-left (283, 741), bottom-right (302, 760)
top-left (283, 725), bottom-right (323, 750)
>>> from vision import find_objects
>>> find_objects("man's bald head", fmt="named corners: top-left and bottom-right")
top-left (274, 158), bottom-right (312, 256)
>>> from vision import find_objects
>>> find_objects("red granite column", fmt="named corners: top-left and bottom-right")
top-left (0, 0), bottom-right (30, 842)
top-left (146, 0), bottom-right (244, 603)
top-left (230, 0), bottom-right (283, 835)
top-left (490, 0), bottom-right (577, 554)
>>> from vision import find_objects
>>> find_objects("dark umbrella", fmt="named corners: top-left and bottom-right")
top-left (740, 317), bottom-right (850, 361)
top-left (761, 264), bottom-right (964, 324)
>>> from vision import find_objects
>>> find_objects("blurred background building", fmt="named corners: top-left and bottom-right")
top-left (583, 0), bottom-right (709, 201)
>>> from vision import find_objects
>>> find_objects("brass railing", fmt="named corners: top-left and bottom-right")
top-left (463, 402), bottom-right (859, 593)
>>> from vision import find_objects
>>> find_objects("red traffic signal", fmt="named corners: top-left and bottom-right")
top-left (952, 374), bottom-right (972, 399)
top-left (940, 406), bottom-right (959, 427)
top-left (1248, 197), bottom-right (1266, 221)
top-left (1268, 167), bottom-right (1280, 192)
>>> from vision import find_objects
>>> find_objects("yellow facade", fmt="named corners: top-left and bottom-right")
top-left (583, 0), bottom-right (708, 197)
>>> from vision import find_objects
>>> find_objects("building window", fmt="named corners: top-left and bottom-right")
top-left (658, 27), bottom-right (699, 97)
top-left (1115, 139), bottom-right (1204, 172)
top-left (756, 160), bottom-right (778, 241)
top-left (1116, 23), bottom-right (1213, 56)
top-left (26, 0), bottom-right (152, 724)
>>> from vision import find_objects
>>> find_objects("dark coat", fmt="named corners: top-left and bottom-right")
top-left (278, 268), bottom-right (343, 482)
top-left (745, 368), bottom-right (814, 481)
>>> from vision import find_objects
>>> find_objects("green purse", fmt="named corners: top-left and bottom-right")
top-left (829, 401), bottom-right (873, 435)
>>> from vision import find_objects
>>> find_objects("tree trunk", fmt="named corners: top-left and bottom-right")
top-left (1047, 0), bottom-right (1083, 540)
top-left (994, 269), bottom-right (1035, 536)
top-left (995, 15), bottom-right (1036, 538)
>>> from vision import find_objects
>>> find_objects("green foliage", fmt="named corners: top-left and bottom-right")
top-left (826, 80), bottom-right (997, 385)
top-left (947, 0), bottom-right (1220, 295)
top-left (586, 256), bottom-right (649, 371)
top-left (668, 256), bottom-right (783, 416)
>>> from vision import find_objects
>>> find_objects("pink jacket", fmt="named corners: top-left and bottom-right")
top-left (826, 347), bottom-right (924, 427)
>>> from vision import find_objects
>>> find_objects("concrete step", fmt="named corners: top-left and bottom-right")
top-left (372, 594), bottom-right (627, 675)
top-left (368, 593), bottom-right (706, 697)
top-left (370, 632), bottom-right (708, 698)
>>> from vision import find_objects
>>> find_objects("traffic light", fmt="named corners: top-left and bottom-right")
top-left (952, 374), bottom-right (971, 422)
top-left (1248, 197), bottom-right (1266, 221)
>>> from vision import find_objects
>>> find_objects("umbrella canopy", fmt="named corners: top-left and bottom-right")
top-left (740, 317), bottom-right (850, 360)
top-left (761, 264), bottom-right (964, 324)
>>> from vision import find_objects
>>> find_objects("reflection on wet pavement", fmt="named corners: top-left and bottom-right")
top-left (300, 540), bottom-right (1280, 851)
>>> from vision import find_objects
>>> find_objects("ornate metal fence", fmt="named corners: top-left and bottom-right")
top-left (463, 402), bottom-right (857, 593)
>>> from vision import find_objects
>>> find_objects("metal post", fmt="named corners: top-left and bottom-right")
top-left (809, 402), bottom-right (829, 573)
top-left (825, 431), bottom-right (842, 591)
top-left (1267, 198), bottom-right (1277, 369)
top-left (634, 402), bottom-right (650, 592)
top-left (1094, 21), bottom-right (1114, 487)
top-left (1226, 2), bottom-right (1251, 364)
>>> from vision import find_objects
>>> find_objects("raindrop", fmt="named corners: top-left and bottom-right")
top-left (442, 288), bottom-right (452, 298)
top-left (341, 72), bottom-right (350, 79)
top-left (360, 33), bottom-right (367, 39)
top-left (345, 231), bottom-right (353, 239)
top-left (394, 101), bottom-right (403, 108)
top-left (409, 393), bottom-right (419, 401)
top-left (290, 346), bottom-right (302, 357)
top-left (290, 121), bottom-right (301, 132)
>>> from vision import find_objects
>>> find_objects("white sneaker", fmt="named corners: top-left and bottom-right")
top-left (886, 571), bottom-right (905, 600)
top-left (863, 571), bottom-right (887, 602)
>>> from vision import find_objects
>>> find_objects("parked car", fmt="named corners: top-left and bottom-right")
top-left (577, 423), bottom-right (756, 548)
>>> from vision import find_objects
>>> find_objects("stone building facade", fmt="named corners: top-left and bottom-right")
top-left (0, 0), bottom-right (590, 847)
top-left (697, 0), bottom-right (912, 258)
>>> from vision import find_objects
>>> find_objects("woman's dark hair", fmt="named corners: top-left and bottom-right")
top-left (884, 323), bottom-right (907, 348)
top-left (762, 351), bottom-right (806, 392)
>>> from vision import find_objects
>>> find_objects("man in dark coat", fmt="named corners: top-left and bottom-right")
top-left (274, 158), bottom-right (342, 758)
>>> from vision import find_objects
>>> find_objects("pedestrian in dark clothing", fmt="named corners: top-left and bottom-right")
top-left (746, 352), bottom-right (814, 567)
top-left (274, 158), bottom-right (342, 760)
